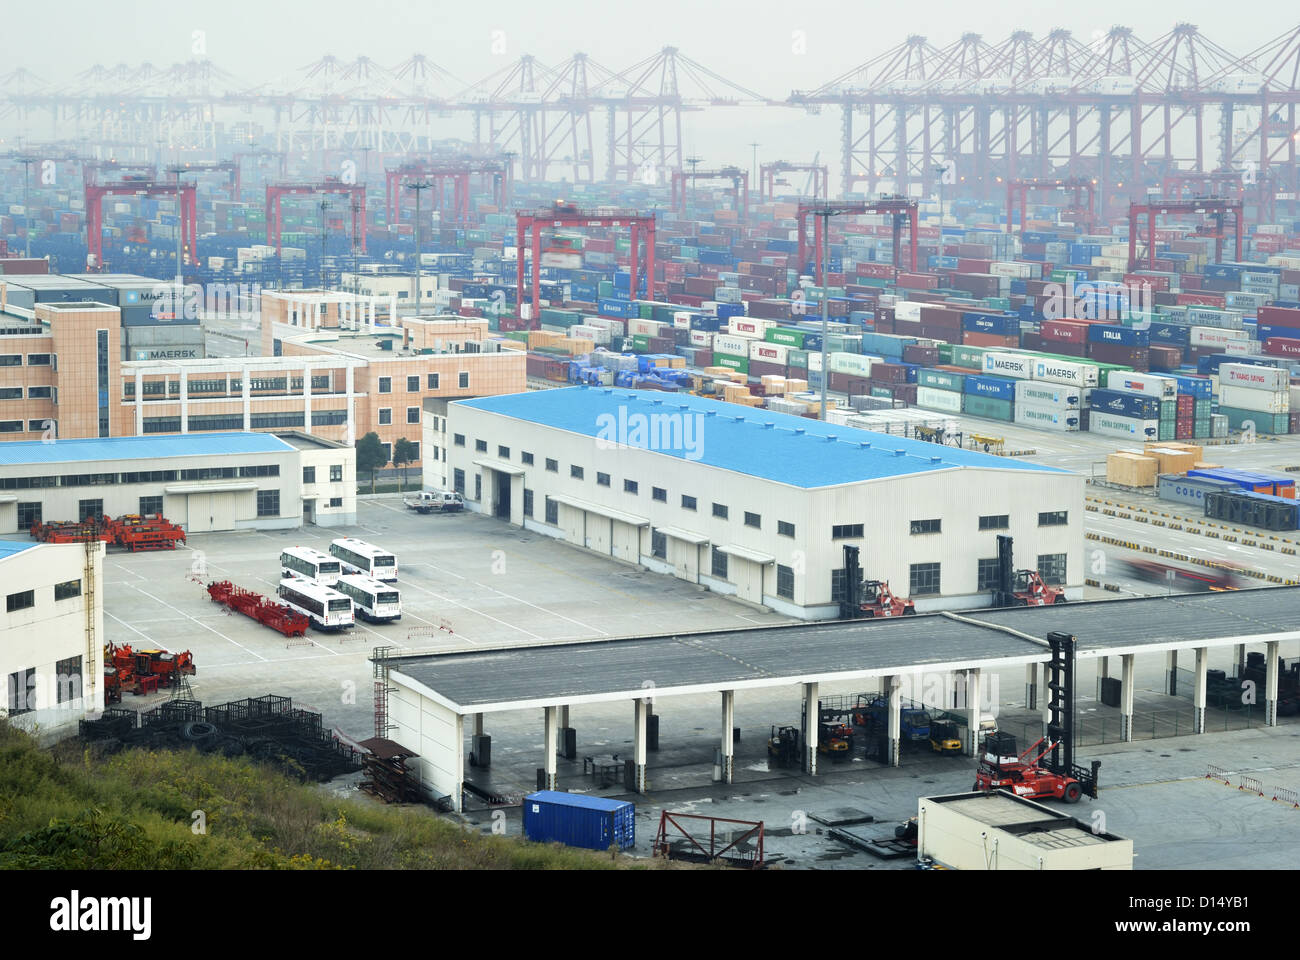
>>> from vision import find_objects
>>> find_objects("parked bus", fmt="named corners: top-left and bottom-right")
top-left (329, 538), bottom-right (398, 581)
top-left (336, 574), bottom-right (402, 623)
top-left (277, 577), bottom-right (354, 630)
top-left (280, 547), bottom-right (342, 585)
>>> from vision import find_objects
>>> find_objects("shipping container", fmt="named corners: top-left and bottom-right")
top-left (961, 394), bottom-right (1014, 421)
top-left (916, 386), bottom-right (963, 413)
top-left (1157, 474), bottom-right (1238, 507)
top-left (1105, 371), bottom-right (1178, 399)
top-left (982, 351), bottom-right (1034, 379)
top-left (522, 791), bottom-right (635, 851)
top-left (1218, 385), bottom-right (1289, 414)
top-left (1089, 411), bottom-right (1159, 440)
top-left (1218, 363), bottom-right (1289, 392)
top-left (1015, 402), bottom-right (1081, 431)
top-left (1032, 357), bottom-right (1099, 387)
top-left (1089, 388), bottom-right (1162, 421)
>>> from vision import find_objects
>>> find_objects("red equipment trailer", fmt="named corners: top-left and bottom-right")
top-left (206, 580), bottom-right (309, 638)
top-left (104, 514), bottom-right (187, 551)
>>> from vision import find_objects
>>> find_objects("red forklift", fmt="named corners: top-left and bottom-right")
top-left (972, 631), bottom-right (1100, 803)
top-left (994, 535), bottom-right (1066, 607)
top-left (839, 546), bottom-right (917, 619)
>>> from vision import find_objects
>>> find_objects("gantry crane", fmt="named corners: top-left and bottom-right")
top-left (385, 156), bottom-right (512, 225)
top-left (796, 198), bottom-right (919, 284)
top-left (84, 179), bottom-right (197, 270)
top-left (670, 166), bottom-right (749, 218)
top-left (759, 161), bottom-right (829, 201)
top-left (265, 178), bottom-right (367, 256)
top-left (1006, 178), bottom-right (1097, 235)
top-left (167, 160), bottom-right (240, 201)
top-left (1127, 196), bottom-right (1243, 271)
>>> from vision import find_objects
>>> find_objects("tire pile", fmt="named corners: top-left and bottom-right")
top-left (78, 694), bottom-right (361, 782)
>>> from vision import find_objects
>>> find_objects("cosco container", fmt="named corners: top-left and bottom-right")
top-left (523, 791), bottom-right (635, 851)
top-left (1158, 474), bottom-right (1239, 507)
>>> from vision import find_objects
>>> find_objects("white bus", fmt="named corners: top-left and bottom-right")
top-left (336, 574), bottom-right (402, 623)
top-left (280, 547), bottom-right (342, 585)
top-left (329, 538), bottom-right (398, 582)
top-left (277, 577), bottom-right (354, 630)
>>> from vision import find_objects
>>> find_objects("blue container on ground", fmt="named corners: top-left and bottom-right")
top-left (523, 791), bottom-right (635, 851)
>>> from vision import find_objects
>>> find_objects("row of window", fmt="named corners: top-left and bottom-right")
top-left (0, 386), bottom-right (52, 401)
top-left (0, 464), bottom-right (279, 490)
top-left (0, 353), bottom-right (51, 367)
top-left (125, 375), bottom-right (334, 398)
top-left (826, 555), bottom-right (1069, 601)
top-left (378, 372), bottom-right (469, 394)
top-left (142, 411), bottom-right (348, 433)
top-left (6, 579), bottom-right (81, 614)
top-left (0, 419), bottom-right (55, 434)
top-left (835, 513), bottom-right (1069, 540)
top-left (302, 465), bottom-right (347, 484)
top-left (377, 407), bottom-right (421, 426)
top-left (6, 656), bottom-right (84, 716)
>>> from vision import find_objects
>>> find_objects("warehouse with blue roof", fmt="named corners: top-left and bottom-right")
top-left (436, 386), bottom-right (1083, 618)
top-left (0, 430), bottom-right (357, 535)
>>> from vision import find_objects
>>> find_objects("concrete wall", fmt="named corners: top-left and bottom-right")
top-left (0, 541), bottom-right (105, 740)
top-left (389, 676), bottom-right (464, 811)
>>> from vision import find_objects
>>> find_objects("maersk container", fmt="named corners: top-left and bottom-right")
top-left (523, 791), bottom-right (635, 851)
top-left (961, 394), bottom-right (1014, 421)
top-left (982, 351), bottom-right (1034, 379)
top-left (1106, 371), bottom-right (1178, 399)
top-left (1032, 358), bottom-right (1098, 388)
top-left (1088, 388), bottom-right (1161, 421)
top-left (1015, 402), bottom-right (1080, 431)
top-left (1089, 411), bottom-right (1159, 440)
top-left (964, 374), bottom-right (1017, 402)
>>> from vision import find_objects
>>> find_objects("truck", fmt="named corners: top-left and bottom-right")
top-left (403, 490), bottom-right (464, 514)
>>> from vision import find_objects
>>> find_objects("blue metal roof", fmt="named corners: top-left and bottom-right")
top-left (0, 540), bottom-right (36, 560)
top-left (0, 432), bottom-right (293, 466)
top-left (456, 387), bottom-right (1063, 488)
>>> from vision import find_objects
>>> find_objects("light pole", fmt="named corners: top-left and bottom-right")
top-left (407, 180), bottom-right (431, 317)
top-left (934, 164), bottom-right (949, 223)
top-left (748, 142), bottom-right (760, 190)
top-left (17, 156), bottom-right (35, 258)
top-left (685, 155), bottom-right (703, 214)
top-left (319, 198), bottom-right (331, 289)
top-left (815, 204), bottom-right (832, 420)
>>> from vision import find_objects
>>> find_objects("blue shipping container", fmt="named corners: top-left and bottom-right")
top-left (962, 312), bottom-right (1020, 336)
top-left (598, 297), bottom-right (638, 319)
top-left (1172, 375), bottom-right (1212, 399)
top-left (1088, 388), bottom-right (1161, 420)
top-left (963, 374), bottom-right (1017, 401)
top-left (1256, 323), bottom-right (1300, 342)
top-left (1087, 324), bottom-right (1149, 347)
top-left (1149, 321), bottom-right (1191, 346)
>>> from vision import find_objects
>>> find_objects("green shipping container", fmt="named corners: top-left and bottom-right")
top-left (951, 345), bottom-right (988, 371)
top-left (788, 349), bottom-right (809, 370)
top-left (1217, 406), bottom-right (1289, 434)
top-left (1193, 418), bottom-right (1211, 438)
top-left (1159, 400), bottom-right (1177, 421)
top-left (713, 353), bottom-right (749, 373)
top-left (598, 281), bottom-right (614, 298)
top-left (962, 395), bottom-right (1015, 421)
top-left (1158, 421), bottom-right (1175, 441)
top-left (937, 343), bottom-right (955, 364)
top-left (918, 369), bottom-right (966, 391)
top-left (631, 334), bottom-right (651, 352)
top-left (870, 386), bottom-right (894, 399)
top-left (767, 327), bottom-right (806, 348)
top-left (1193, 399), bottom-right (1212, 418)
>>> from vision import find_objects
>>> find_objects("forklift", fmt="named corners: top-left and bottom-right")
top-left (928, 720), bottom-right (963, 754)
top-left (972, 631), bottom-right (1100, 803)
top-left (839, 546), bottom-right (917, 619)
top-left (767, 725), bottom-right (800, 766)
top-left (817, 720), bottom-right (854, 761)
top-left (992, 535), bottom-right (1066, 607)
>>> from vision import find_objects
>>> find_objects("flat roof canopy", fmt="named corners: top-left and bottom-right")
top-left (550, 494), bottom-right (648, 528)
top-left (389, 587), bottom-right (1300, 714)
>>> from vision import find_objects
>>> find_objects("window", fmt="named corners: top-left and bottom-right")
top-left (777, 564), bottom-right (795, 600)
top-left (624, 479), bottom-right (639, 494)
top-left (1039, 511), bottom-right (1069, 526)
top-left (523, 489), bottom-right (534, 518)
top-left (712, 503), bottom-right (728, 519)
top-left (475, 439), bottom-right (488, 452)
top-left (330, 464), bottom-right (343, 483)
top-left (546, 458), bottom-right (558, 473)
top-left (570, 465), bottom-right (584, 480)
top-left (454, 434), bottom-right (465, 447)
top-left (26, 386), bottom-right (51, 399)
top-left (744, 511), bottom-right (761, 529)
top-left (652, 487), bottom-right (667, 502)
top-left (303, 466), bottom-right (317, 484)
top-left (832, 523), bottom-right (864, 539)
top-left (407, 407), bottom-right (420, 424)
top-left (651, 529), bottom-right (667, 559)
top-left (453, 468), bottom-right (465, 495)
top-left (545, 496), bottom-right (558, 525)
top-left (0, 420), bottom-right (22, 433)
top-left (257, 490), bottom-right (280, 517)
top-left (16, 502), bottom-right (40, 530)
top-left (378, 408), bottom-right (392, 425)
top-left (711, 547), bottom-right (729, 579)
top-left (521, 451), bottom-right (534, 465)
top-left (378, 376), bottom-right (392, 393)
top-left (55, 655), bottom-right (82, 704)
top-left (407, 375), bottom-right (420, 392)
top-left (78, 500), bottom-right (103, 522)
top-left (498, 445), bottom-right (510, 459)
top-left (778, 520), bottom-right (796, 538)
top-left (474, 474), bottom-right (481, 501)
top-left (26, 354), bottom-right (50, 366)
top-left (910, 518), bottom-right (941, 535)
top-left (328, 497), bottom-right (343, 508)
top-left (1037, 554), bottom-right (1068, 585)
top-left (6, 589), bottom-right (35, 613)
top-left (28, 420), bottom-right (50, 433)
top-left (0, 387), bottom-right (21, 400)
top-left (977, 558), bottom-right (1001, 591)
top-left (682, 495), bottom-right (697, 511)
top-left (7, 668), bottom-right (35, 715)
top-left (427, 373), bottom-right (440, 389)
top-left (139, 496), bottom-right (163, 516)
top-left (55, 579), bottom-right (82, 602)
top-left (830, 569), bottom-right (847, 604)
top-left (597, 472), bottom-right (611, 487)
top-left (909, 562), bottom-right (941, 596)
top-left (979, 515), bottom-right (1009, 531)
top-left (0, 355), bottom-right (19, 366)
top-left (458, 372), bottom-right (469, 388)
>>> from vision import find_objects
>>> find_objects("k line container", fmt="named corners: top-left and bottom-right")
top-left (522, 791), bottom-right (635, 851)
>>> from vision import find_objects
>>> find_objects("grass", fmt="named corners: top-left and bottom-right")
top-left (0, 722), bottom-right (673, 870)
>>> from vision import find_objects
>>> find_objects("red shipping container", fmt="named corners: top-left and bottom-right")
top-left (1040, 319), bottom-right (1089, 343)
top-left (872, 362), bottom-right (909, 384)
top-left (917, 324), bottom-right (959, 341)
top-left (1259, 305), bottom-right (1300, 327)
top-left (1176, 291), bottom-right (1226, 307)
top-left (1149, 344), bottom-right (1183, 370)
top-left (1125, 273), bottom-right (1171, 292)
top-left (1290, 412), bottom-right (1300, 435)
top-left (893, 383), bottom-right (918, 405)
top-left (903, 344), bottom-right (940, 365)
top-left (962, 332), bottom-right (1019, 348)
top-left (856, 263), bottom-right (896, 279)
top-left (829, 372), bottom-right (871, 395)
top-left (1179, 273), bottom-right (1203, 290)
top-left (667, 293), bottom-right (705, 307)
top-left (1088, 343), bottom-right (1149, 371)
top-left (749, 360), bottom-right (788, 379)
top-left (897, 272), bottom-right (940, 290)
top-left (1264, 337), bottom-right (1300, 358)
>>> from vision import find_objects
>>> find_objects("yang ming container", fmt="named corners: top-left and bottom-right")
top-left (522, 791), bottom-right (635, 851)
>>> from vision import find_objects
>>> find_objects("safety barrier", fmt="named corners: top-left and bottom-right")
top-left (1206, 764), bottom-right (1232, 784)
top-left (1239, 776), bottom-right (1265, 796)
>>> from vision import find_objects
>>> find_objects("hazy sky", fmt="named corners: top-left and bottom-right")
top-left (5, 0), bottom-right (1296, 175)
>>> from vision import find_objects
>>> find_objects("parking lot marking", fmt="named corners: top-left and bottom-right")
top-left (125, 583), bottom-right (267, 662)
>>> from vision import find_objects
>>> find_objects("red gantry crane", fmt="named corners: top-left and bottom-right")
top-left (670, 165), bottom-right (750, 218)
top-left (796, 198), bottom-right (919, 284)
top-left (168, 160), bottom-right (240, 201)
top-left (515, 201), bottom-right (655, 321)
top-left (85, 178), bottom-right (197, 270)
top-left (759, 160), bottom-right (830, 202)
top-left (385, 156), bottom-right (512, 225)
top-left (1006, 177), bottom-right (1097, 235)
top-left (1127, 196), bottom-right (1243, 270)
top-left (265, 178), bottom-right (367, 256)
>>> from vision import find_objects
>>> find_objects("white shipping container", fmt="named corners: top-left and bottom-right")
top-left (713, 333), bottom-right (749, 357)
top-left (893, 301), bottom-right (923, 323)
top-left (1291, 385), bottom-right (1300, 409)
top-left (728, 317), bottom-right (773, 339)
top-left (1015, 402), bottom-right (1081, 432)
top-left (982, 351), bottom-right (1034, 379)
top-left (1089, 412), bottom-right (1160, 440)
top-left (628, 318), bottom-right (667, 338)
top-left (1218, 384), bottom-right (1289, 413)
top-left (1222, 339), bottom-right (1263, 357)
top-left (586, 316), bottom-right (626, 336)
top-left (1032, 358), bottom-right (1099, 388)
top-left (828, 352), bottom-right (874, 377)
top-left (714, 286), bottom-right (743, 304)
top-left (1015, 380), bottom-right (1082, 409)
top-left (1220, 363), bottom-right (1288, 391)
top-left (990, 261), bottom-right (1034, 278)
top-left (689, 329), bottom-right (713, 348)
top-left (1189, 326), bottom-right (1250, 348)
top-left (1106, 370), bottom-right (1178, 399)
top-left (916, 386), bottom-right (964, 413)
top-left (750, 340), bottom-right (790, 365)
top-left (673, 310), bottom-right (695, 330)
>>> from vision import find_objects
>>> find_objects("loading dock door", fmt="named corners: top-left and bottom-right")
top-left (611, 520), bottom-right (640, 564)
top-left (187, 492), bottom-right (237, 533)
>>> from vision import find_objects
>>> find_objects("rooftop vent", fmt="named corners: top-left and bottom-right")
top-left (826, 434), bottom-right (837, 442)
top-left (859, 442), bottom-right (872, 449)
top-left (894, 449), bottom-right (907, 456)
top-left (763, 422), bottom-right (775, 429)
